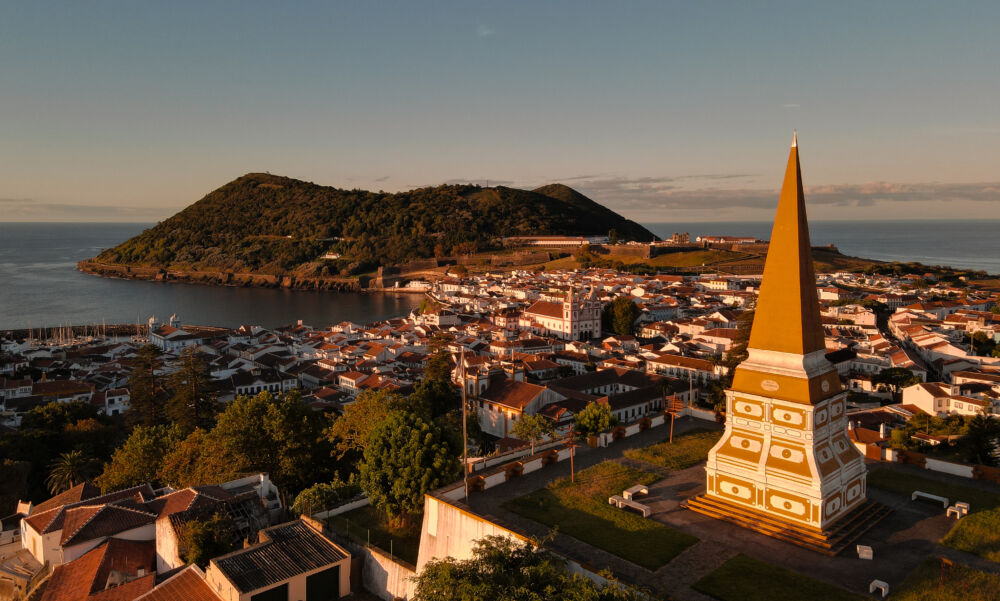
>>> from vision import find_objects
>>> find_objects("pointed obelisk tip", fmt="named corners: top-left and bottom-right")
top-left (791, 130), bottom-right (798, 148)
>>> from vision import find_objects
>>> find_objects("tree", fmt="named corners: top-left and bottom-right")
top-left (167, 348), bottom-right (215, 432)
top-left (46, 450), bottom-right (96, 494)
top-left (511, 414), bottom-right (555, 455)
top-left (326, 389), bottom-right (402, 458)
top-left (873, 368), bottom-right (920, 400)
top-left (180, 512), bottom-right (239, 568)
top-left (574, 402), bottom-right (616, 438)
top-left (408, 351), bottom-right (459, 419)
top-left (211, 391), bottom-right (332, 495)
top-left (608, 228), bottom-right (620, 245)
top-left (603, 296), bottom-right (640, 336)
top-left (128, 344), bottom-right (164, 426)
top-left (158, 428), bottom-right (245, 489)
top-left (0, 460), bottom-right (31, 515)
top-left (95, 424), bottom-right (181, 492)
top-left (413, 535), bottom-right (646, 601)
top-left (965, 411), bottom-right (999, 466)
top-left (20, 401), bottom-right (99, 431)
top-left (292, 475), bottom-right (362, 515)
top-left (359, 412), bottom-right (459, 527)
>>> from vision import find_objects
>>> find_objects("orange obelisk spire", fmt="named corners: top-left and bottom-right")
top-left (746, 131), bottom-right (825, 356)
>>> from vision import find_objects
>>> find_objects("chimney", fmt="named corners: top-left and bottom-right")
top-left (879, 422), bottom-right (889, 439)
top-left (847, 420), bottom-right (854, 431)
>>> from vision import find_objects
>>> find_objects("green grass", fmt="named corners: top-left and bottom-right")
top-left (942, 507), bottom-right (1000, 562)
top-left (622, 429), bottom-right (721, 471)
top-left (693, 554), bottom-right (865, 601)
top-left (866, 467), bottom-right (1000, 512)
top-left (502, 461), bottom-right (697, 570)
top-left (326, 505), bottom-right (420, 566)
top-left (891, 557), bottom-right (1000, 601)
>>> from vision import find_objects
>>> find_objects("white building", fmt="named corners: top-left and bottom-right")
top-left (520, 288), bottom-right (601, 341)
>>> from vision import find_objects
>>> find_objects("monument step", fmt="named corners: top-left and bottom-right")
top-left (683, 495), bottom-right (891, 556)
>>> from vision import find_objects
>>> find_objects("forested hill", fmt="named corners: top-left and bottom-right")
top-left (94, 173), bottom-right (657, 275)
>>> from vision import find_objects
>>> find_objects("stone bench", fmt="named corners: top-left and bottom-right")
top-left (857, 544), bottom-right (873, 560)
top-left (608, 495), bottom-right (651, 517)
top-left (911, 490), bottom-right (948, 508)
top-left (619, 498), bottom-right (651, 518)
top-left (869, 579), bottom-right (889, 598)
top-left (947, 502), bottom-right (970, 519)
top-left (623, 485), bottom-right (648, 501)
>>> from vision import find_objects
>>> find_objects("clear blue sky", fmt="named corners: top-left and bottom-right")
top-left (1, 1), bottom-right (998, 222)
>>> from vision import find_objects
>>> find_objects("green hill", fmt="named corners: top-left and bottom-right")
top-left (94, 173), bottom-right (656, 275)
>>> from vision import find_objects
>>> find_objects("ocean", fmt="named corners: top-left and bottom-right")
top-left (646, 220), bottom-right (1000, 275)
top-left (0, 223), bottom-right (422, 331)
top-left (1, 221), bottom-right (998, 331)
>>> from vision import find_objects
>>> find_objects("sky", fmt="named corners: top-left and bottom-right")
top-left (1, 1), bottom-right (998, 223)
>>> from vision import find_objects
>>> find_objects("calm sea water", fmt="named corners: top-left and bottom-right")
top-left (0, 223), bottom-right (422, 331)
top-left (1, 221), bottom-right (998, 331)
top-left (647, 220), bottom-right (1000, 275)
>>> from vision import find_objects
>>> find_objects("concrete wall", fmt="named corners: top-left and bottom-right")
top-left (926, 458), bottom-right (975, 478)
top-left (359, 543), bottom-right (416, 600)
top-left (156, 517), bottom-right (183, 574)
top-left (313, 496), bottom-right (370, 520)
top-left (417, 496), bottom-right (526, 573)
top-left (682, 406), bottom-right (719, 422)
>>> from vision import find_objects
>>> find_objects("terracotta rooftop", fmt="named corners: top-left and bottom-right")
top-left (480, 377), bottom-right (545, 410)
top-left (32, 482), bottom-right (101, 515)
top-left (135, 565), bottom-right (222, 601)
top-left (60, 503), bottom-right (156, 546)
top-left (40, 538), bottom-right (155, 601)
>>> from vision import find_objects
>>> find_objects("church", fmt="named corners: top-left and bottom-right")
top-left (685, 133), bottom-right (888, 554)
top-left (520, 288), bottom-right (602, 340)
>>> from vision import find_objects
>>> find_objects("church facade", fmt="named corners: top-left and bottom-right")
top-left (520, 288), bottom-right (602, 340)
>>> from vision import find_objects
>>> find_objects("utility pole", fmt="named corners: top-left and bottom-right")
top-left (569, 426), bottom-right (577, 483)
top-left (460, 347), bottom-right (470, 502)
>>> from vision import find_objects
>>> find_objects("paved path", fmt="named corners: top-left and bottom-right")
top-left (652, 540), bottom-right (737, 601)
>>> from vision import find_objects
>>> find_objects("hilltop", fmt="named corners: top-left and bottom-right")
top-left (89, 173), bottom-right (656, 277)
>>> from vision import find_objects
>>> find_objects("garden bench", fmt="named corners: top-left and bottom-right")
top-left (911, 490), bottom-right (948, 508)
top-left (623, 485), bottom-right (648, 501)
top-left (947, 502), bottom-right (969, 519)
top-left (869, 579), bottom-right (889, 598)
top-left (609, 495), bottom-right (625, 506)
top-left (856, 545), bottom-right (873, 560)
top-left (619, 498), bottom-right (651, 518)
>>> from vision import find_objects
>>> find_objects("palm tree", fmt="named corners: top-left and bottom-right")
top-left (47, 450), bottom-right (94, 494)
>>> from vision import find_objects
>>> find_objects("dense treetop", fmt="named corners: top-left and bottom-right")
top-left (95, 174), bottom-right (657, 274)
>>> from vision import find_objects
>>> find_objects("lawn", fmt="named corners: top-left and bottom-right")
top-left (326, 505), bottom-right (421, 566)
top-left (502, 461), bottom-right (697, 570)
top-left (891, 557), bottom-right (1000, 601)
top-left (866, 467), bottom-right (1000, 512)
top-left (692, 554), bottom-right (865, 601)
top-left (942, 507), bottom-right (1000, 562)
top-left (622, 429), bottom-right (721, 471)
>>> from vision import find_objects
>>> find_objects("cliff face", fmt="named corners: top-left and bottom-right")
top-left (90, 173), bottom-right (657, 277)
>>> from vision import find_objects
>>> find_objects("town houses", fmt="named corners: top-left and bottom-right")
top-left (3, 260), bottom-right (1000, 435)
top-left (5, 255), bottom-right (1000, 601)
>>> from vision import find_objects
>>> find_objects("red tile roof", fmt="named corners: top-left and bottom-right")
top-left (32, 482), bottom-right (101, 515)
top-left (135, 565), bottom-right (222, 601)
top-left (60, 504), bottom-right (156, 546)
top-left (525, 301), bottom-right (564, 319)
top-left (41, 538), bottom-right (155, 601)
